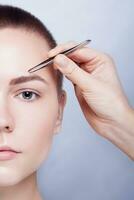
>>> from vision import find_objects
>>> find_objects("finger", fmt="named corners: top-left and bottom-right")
top-left (49, 42), bottom-right (112, 73)
top-left (53, 54), bottom-right (95, 91)
top-left (48, 41), bottom-right (78, 57)
top-left (66, 47), bottom-right (114, 76)
top-left (67, 47), bottom-right (112, 65)
top-left (48, 40), bottom-right (101, 63)
top-left (73, 84), bottom-right (97, 124)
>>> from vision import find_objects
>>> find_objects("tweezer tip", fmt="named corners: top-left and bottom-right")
top-left (28, 69), bottom-right (33, 73)
top-left (27, 39), bottom-right (92, 73)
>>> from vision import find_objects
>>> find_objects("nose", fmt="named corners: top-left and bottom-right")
top-left (0, 125), bottom-right (13, 133)
top-left (0, 100), bottom-right (14, 133)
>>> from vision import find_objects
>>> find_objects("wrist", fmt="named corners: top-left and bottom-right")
top-left (104, 106), bottom-right (134, 160)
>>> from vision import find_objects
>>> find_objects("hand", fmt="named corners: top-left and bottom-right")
top-left (48, 41), bottom-right (134, 160)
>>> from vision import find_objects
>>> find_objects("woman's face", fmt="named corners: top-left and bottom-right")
top-left (0, 28), bottom-right (66, 186)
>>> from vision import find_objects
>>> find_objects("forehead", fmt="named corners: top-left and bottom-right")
top-left (0, 27), bottom-right (49, 64)
top-left (0, 28), bottom-right (56, 84)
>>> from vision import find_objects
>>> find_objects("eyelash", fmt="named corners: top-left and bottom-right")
top-left (15, 90), bottom-right (41, 102)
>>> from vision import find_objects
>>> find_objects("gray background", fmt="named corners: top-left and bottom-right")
top-left (0, 1), bottom-right (133, 200)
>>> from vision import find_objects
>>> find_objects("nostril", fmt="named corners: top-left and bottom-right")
top-left (5, 126), bottom-right (12, 132)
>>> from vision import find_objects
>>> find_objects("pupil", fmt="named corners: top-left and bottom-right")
top-left (23, 91), bottom-right (32, 99)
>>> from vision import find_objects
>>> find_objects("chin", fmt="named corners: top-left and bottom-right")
top-left (0, 167), bottom-right (25, 187)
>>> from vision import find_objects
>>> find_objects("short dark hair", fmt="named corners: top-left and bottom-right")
top-left (0, 4), bottom-right (63, 95)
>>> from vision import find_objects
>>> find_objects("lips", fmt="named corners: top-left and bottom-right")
top-left (0, 146), bottom-right (20, 153)
top-left (0, 146), bottom-right (21, 161)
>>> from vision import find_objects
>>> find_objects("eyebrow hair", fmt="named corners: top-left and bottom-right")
top-left (9, 75), bottom-right (49, 86)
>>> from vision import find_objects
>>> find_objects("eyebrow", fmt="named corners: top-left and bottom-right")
top-left (9, 75), bottom-right (49, 86)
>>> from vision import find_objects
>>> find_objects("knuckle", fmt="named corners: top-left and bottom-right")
top-left (53, 54), bottom-right (61, 62)
top-left (77, 47), bottom-right (89, 53)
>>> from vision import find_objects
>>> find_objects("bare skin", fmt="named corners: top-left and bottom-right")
top-left (48, 42), bottom-right (134, 160)
top-left (0, 172), bottom-right (42, 200)
top-left (0, 28), bottom-right (66, 200)
top-left (0, 29), bottom-right (133, 200)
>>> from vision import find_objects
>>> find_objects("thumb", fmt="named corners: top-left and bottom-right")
top-left (53, 54), bottom-right (95, 91)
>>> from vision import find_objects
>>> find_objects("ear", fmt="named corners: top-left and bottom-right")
top-left (53, 90), bottom-right (67, 135)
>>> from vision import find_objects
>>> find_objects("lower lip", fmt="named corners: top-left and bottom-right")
top-left (0, 150), bottom-right (19, 161)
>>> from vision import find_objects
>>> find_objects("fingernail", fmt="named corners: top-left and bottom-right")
top-left (54, 55), bottom-right (68, 68)
top-left (47, 53), bottom-right (53, 58)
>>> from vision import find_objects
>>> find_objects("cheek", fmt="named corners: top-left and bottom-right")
top-left (12, 97), bottom-right (59, 156)
top-left (0, 98), bottom-right (59, 187)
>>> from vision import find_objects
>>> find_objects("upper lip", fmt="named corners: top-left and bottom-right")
top-left (0, 146), bottom-right (20, 153)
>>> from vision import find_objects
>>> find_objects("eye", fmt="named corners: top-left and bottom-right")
top-left (16, 90), bottom-right (40, 102)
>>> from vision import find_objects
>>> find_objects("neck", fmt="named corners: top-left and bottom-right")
top-left (0, 172), bottom-right (42, 200)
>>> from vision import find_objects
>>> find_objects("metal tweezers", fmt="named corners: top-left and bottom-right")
top-left (28, 39), bottom-right (91, 73)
